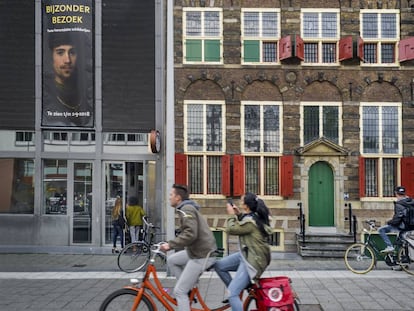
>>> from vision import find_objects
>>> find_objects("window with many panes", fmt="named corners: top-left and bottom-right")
top-left (241, 102), bottom-right (282, 196)
top-left (360, 103), bottom-right (401, 197)
top-left (241, 9), bottom-right (280, 64)
top-left (183, 8), bottom-right (222, 64)
top-left (301, 9), bottom-right (339, 64)
top-left (360, 10), bottom-right (399, 65)
top-left (184, 101), bottom-right (225, 195)
top-left (301, 102), bottom-right (341, 145)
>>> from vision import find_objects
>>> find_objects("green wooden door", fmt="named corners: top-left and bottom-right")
top-left (309, 161), bottom-right (334, 226)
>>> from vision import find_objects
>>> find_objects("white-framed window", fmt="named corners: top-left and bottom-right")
top-left (300, 102), bottom-right (342, 145)
top-left (184, 101), bottom-right (225, 195)
top-left (301, 9), bottom-right (340, 64)
top-left (241, 8), bottom-right (280, 64)
top-left (360, 10), bottom-right (399, 65)
top-left (15, 131), bottom-right (35, 146)
top-left (360, 103), bottom-right (402, 197)
top-left (241, 102), bottom-right (283, 196)
top-left (183, 8), bottom-right (222, 64)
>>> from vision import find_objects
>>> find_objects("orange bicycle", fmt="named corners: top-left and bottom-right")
top-left (100, 242), bottom-right (300, 311)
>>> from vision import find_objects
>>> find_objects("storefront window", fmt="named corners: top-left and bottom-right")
top-left (43, 159), bottom-right (67, 214)
top-left (0, 158), bottom-right (34, 214)
top-left (73, 162), bottom-right (93, 243)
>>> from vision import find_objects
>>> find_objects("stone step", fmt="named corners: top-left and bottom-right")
top-left (296, 233), bottom-right (355, 258)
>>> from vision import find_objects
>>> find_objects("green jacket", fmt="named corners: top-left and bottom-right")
top-left (168, 200), bottom-right (217, 259)
top-left (126, 205), bottom-right (145, 226)
top-left (226, 214), bottom-right (271, 280)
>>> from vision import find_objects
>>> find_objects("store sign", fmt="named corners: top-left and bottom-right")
top-left (42, 0), bottom-right (94, 128)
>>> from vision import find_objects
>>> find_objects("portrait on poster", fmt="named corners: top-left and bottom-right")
top-left (42, 0), bottom-right (94, 128)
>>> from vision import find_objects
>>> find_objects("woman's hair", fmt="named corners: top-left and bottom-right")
top-left (243, 192), bottom-right (270, 236)
top-left (112, 197), bottom-right (122, 219)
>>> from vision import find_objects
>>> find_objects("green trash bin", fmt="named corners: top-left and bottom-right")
top-left (212, 229), bottom-right (225, 257)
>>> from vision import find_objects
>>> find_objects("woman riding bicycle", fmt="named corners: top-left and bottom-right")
top-left (214, 193), bottom-right (272, 311)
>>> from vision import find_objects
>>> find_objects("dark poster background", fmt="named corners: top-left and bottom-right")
top-left (0, 0), bottom-right (35, 130)
top-left (42, 0), bottom-right (94, 128)
top-left (102, 0), bottom-right (155, 132)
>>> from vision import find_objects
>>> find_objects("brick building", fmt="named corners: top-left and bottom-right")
top-left (173, 0), bottom-right (414, 252)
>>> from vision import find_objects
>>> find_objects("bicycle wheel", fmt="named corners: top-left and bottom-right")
top-left (99, 288), bottom-right (154, 311)
top-left (397, 245), bottom-right (414, 275)
top-left (118, 242), bottom-right (150, 273)
top-left (344, 243), bottom-right (375, 274)
top-left (243, 295), bottom-right (300, 311)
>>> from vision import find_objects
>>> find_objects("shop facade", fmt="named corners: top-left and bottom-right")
top-left (0, 0), bottom-right (170, 248)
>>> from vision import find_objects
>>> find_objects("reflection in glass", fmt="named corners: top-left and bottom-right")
top-left (73, 162), bottom-right (93, 243)
top-left (0, 158), bottom-right (34, 214)
top-left (43, 159), bottom-right (67, 214)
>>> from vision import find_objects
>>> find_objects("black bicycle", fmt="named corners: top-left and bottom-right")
top-left (117, 216), bottom-right (166, 273)
top-left (344, 219), bottom-right (414, 275)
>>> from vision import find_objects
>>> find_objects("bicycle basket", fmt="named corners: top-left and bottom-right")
top-left (254, 276), bottom-right (295, 311)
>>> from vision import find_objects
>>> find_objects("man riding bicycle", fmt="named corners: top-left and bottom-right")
top-left (160, 184), bottom-right (217, 311)
top-left (378, 186), bottom-right (414, 253)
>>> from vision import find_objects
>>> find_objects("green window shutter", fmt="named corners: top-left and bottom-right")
top-left (244, 40), bottom-right (260, 62)
top-left (186, 39), bottom-right (202, 62)
top-left (204, 39), bottom-right (220, 62)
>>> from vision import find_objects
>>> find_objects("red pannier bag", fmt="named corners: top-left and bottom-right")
top-left (253, 276), bottom-right (295, 311)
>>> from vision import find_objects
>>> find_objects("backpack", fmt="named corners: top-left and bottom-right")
top-left (404, 203), bottom-right (414, 230)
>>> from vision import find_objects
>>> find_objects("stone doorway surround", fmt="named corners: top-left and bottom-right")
top-left (295, 137), bottom-right (350, 233)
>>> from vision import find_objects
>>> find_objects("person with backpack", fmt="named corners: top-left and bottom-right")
top-left (214, 193), bottom-right (272, 311)
top-left (378, 186), bottom-right (414, 253)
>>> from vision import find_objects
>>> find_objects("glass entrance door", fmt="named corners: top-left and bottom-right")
top-left (72, 162), bottom-right (93, 243)
top-left (104, 162), bottom-right (125, 245)
top-left (104, 162), bottom-right (145, 245)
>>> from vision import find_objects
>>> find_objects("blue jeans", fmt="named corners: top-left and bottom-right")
top-left (214, 252), bottom-right (250, 311)
top-left (378, 224), bottom-right (399, 247)
top-left (112, 224), bottom-right (124, 248)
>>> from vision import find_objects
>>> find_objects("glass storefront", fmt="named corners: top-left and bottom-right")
top-left (73, 162), bottom-right (93, 243)
top-left (0, 158), bottom-right (35, 214)
top-left (43, 159), bottom-right (67, 215)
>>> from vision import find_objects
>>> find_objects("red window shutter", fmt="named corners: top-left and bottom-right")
top-left (221, 155), bottom-right (231, 196)
top-left (401, 157), bottom-right (414, 197)
top-left (174, 153), bottom-right (187, 185)
top-left (359, 157), bottom-right (365, 198)
top-left (279, 35), bottom-right (292, 60)
top-left (399, 37), bottom-right (414, 62)
top-left (357, 37), bottom-right (364, 61)
top-left (339, 36), bottom-right (353, 61)
top-left (280, 155), bottom-right (294, 197)
top-left (295, 35), bottom-right (304, 60)
top-left (233, 155), bottom-right (245, 196)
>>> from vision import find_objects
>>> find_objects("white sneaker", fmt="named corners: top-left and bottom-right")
top-left (381, 246), bottom-right (395, 253)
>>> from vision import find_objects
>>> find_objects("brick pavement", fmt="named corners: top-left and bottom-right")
top-left (0, 247), bottom-right (413, 310)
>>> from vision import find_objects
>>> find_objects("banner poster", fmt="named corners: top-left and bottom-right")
top-left (42, 0), bottom-right (94, 128)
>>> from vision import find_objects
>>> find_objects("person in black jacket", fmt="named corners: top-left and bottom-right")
top-left (378, 186), bottom-right (414, 253)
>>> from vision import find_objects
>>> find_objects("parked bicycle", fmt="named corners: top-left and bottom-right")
top-left (101, 242), bottom-right (300, 311)
top-left (344, 219), bottom-right (414, 275)
top-left (117, 216), bottom-right (166, 273)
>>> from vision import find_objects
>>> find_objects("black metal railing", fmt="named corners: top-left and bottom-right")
top-left (345, 202), bottom-right (357, 243)
top-left (298, 202), bottom-right (305, 244)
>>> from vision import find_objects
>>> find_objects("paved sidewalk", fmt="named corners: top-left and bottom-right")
top-left (0, 247), bottom-right (413, 310)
